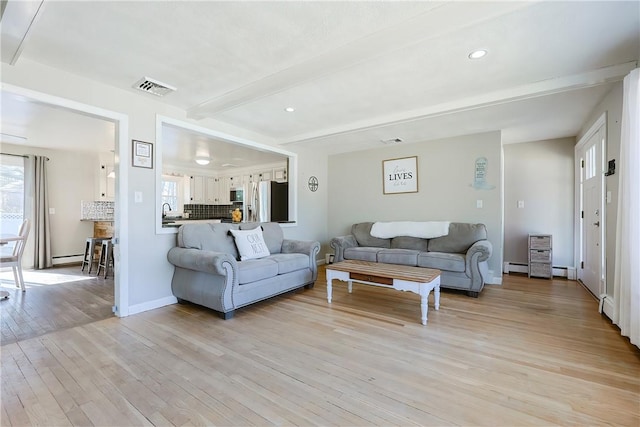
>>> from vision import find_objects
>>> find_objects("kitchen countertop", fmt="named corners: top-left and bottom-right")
top-left (162, 218), bottom-right (234, 227)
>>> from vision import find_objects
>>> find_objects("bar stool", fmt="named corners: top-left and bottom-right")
top-left (81, 237), bottom-right (110, 273)
top-left (96, 239), bottom-right (114, 278)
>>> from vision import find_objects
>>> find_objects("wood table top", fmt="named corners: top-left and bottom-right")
top-left (326, 260), bottom-right (440, 283)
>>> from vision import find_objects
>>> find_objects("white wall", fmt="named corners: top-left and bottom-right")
top-left (578, 82), bottom-right (623, 296)
top-left (327, 131), bottom-right (503, 281)
top-left (0, 142), bottom-right (97, 268)
top-left (503, 138), bottom-right (575, 268)
top-left (2, 58), bottom-right (328, 314)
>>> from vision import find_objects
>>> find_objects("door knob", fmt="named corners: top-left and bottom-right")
top-left (593, 221), bottom-right (600, 227)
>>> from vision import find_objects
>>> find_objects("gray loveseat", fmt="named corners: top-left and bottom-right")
top-left (168, 222), bottom-right (320, 318)
top-left (330, 222), bottom-right (492, 297)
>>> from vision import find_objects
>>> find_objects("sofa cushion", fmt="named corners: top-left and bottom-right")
top-left (428, 223), bottom-right (487, 253)
top-left (241, 222), bottom-right (283, 254)
top-left (377, 249), bottom-right (419, 266)
top-left (178, 223), bottom-right (239, 259)
top-left (418, 252), bottom-right (466, 272)
top-left (351, 222), bottom-right (390, 248)
top-left (229, 227), bottom-right (271, 261)
top-left (390, 236), bottom-right (428, 251)
top-left (344, 247), bottom-right (381, 262)
top-left (237, 258), bottom-right (279, 284)
top-left (267, 253), bottom-right (309, 275)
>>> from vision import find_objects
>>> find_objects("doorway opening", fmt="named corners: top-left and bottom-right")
top-left (575, 113), bottom-right (607, 301)
top-left (1, 83), bottom-right (130, 316)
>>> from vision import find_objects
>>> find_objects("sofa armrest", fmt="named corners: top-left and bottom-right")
top-left (167, 247), bottom-right (237, 276)
top-left (330, 235), bottom-right (358, 262)
top-left (466, 240), bottom-right (492, 262)
top-left (282, 239), bottom-right (321, 281)
top-left (282, 239), bottom-right (320, 256)
top-left (465, 240), bottom-right (493, 292)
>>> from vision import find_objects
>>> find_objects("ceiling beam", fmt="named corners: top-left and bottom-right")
top-left (281, 61), bottom-right (638, 146)
top-left (186, 1), bottom-right (535, 120)
top-left (0, 0), bottom-right (44, 65)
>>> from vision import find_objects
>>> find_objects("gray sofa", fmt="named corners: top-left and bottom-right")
top-left (168, 222), bottom-right (320, 318)
top-left (330, 222), bottom-right (492, 297)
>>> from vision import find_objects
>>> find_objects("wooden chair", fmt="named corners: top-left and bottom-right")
top-left (0, 219), bottom-right (31, 292)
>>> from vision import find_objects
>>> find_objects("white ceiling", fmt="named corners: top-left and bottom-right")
top-left (1, 1), bottom-right (638, 163)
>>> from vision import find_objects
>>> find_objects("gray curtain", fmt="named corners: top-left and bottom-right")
top-left (26, 155), bottom-right (52, 269)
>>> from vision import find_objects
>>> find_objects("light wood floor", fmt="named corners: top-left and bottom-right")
top-left (2, 267), bottom-right (638, 426)
top-left (0, 264), bottom-right (114, 346)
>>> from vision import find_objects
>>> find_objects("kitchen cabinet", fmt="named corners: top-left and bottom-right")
top-left (250, 169), bottom-right (273, 182)
top-left (205, 177), bottom-right (217, 204)
top-left (191, 175), bottom-right (231, 205)
top-left (217, 177), bottom-right (231, 204)
top-left (98, 163), bottom-right (115, 201)
top-left (273, 166), bottom-right (287, 182)
top-left (228, 175), bottom-right (242, 189)
top-left (190, 175), bottom-right (205, 203)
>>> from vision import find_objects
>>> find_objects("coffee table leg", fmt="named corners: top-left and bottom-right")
top-left (326, 271), bottom-right (333, 303)
top-left (421, 294), bottom-right (428, 325)
top-left (348, 280), bottom-right (353, 293)
top-left (434, 284), bottom-right (440, 310)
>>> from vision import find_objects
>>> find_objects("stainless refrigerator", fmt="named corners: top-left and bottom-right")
top-left (247, 181), bottom-right (289, 222)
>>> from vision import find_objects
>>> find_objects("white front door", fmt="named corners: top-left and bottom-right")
top-left (577, 124), bottom-right (605, 298)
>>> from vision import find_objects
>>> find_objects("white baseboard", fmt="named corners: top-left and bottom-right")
top-left (602, 296), bottom-right (615, 320)
top-left (487, 270), bottom-right (502, 285)
top-left (127, 295), bottom-right (178, 316)
top-left (52, 255), bottom-right (83, 265)
top-left (503, 262), bottom-right (575, 279)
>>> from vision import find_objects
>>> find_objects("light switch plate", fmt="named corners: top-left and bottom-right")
top-left (517, 200), bottom-right (525, 208)
top-left (135, 191), bottom-right (143, 203)
top-left (476, 200), bottom-right (483, 209)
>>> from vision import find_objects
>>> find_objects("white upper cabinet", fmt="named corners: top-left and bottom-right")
top-left (190, 175), bottom-right (205, 203)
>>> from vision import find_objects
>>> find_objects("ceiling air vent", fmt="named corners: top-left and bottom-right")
top-left (381, 137), bottom-right (404, 145)
top-left (132, 77), bottom-right (176, 97)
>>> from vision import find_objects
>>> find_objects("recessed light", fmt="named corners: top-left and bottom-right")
top-left (284, 107), bottom-right (295, 112)
top-left (195, 157), bottom-right (210, 165)
top-left (468, 49), bottom-right (487, 60)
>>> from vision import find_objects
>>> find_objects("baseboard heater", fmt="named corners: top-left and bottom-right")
top-left (52, 254), bottom-right (84, 266)
top-left (503, 262), bottom-right (576, 280)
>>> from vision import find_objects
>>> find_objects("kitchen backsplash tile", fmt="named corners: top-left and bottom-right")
top-left (184, 204), bottom-right (234, 219)
top-left (81, 201), bottom-right (115, 220)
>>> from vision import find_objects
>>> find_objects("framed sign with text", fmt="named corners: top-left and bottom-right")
top-left (132, 140), bottom-right (153, 169)
top-left (383, 156), bottom-right (418, 194)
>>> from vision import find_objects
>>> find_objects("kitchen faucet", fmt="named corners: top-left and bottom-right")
top-left (162, 203), bottom-right (172, 218)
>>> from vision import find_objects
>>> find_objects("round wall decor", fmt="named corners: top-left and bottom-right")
top-left (308, 176), bottom-right (318, 192)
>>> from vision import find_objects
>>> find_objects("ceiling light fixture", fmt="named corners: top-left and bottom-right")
top-left (284, 107), bottom-right (295, 112)
top-left (468, 49), bottom-right (487, 60)
top-left (195, 157), bottom-right (210, 165)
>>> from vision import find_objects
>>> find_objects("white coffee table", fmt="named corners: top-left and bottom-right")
top-left (325, 260), bottom-right (441, 325)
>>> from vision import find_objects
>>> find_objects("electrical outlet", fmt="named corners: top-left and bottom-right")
top-left (517, 200), bottom-right (525, 208)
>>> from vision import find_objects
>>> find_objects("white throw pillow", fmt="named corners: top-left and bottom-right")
top-left (229, 227), bottom-right (271, 261)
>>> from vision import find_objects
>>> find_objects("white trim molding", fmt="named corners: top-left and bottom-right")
top-left (128, 296), bottom-right (178, 316)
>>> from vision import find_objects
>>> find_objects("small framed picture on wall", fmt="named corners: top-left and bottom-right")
top-left (382, 156), bottom-right (418, 194)
top-left (132, 140), bottom-right (153, 169)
